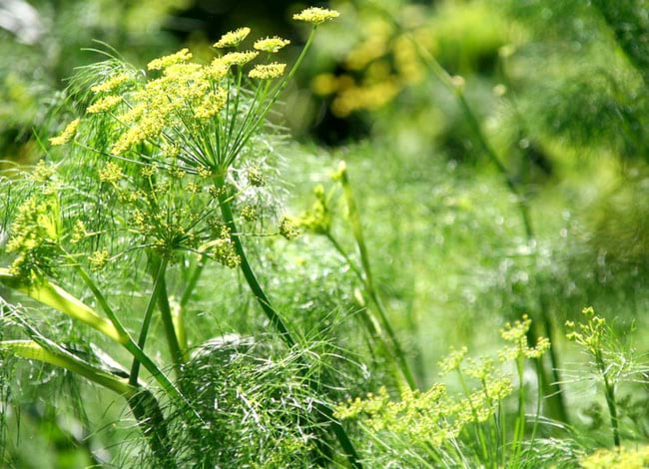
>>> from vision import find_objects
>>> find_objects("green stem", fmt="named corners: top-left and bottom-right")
top-left (457, 370), bottom-right (489, 463)
top-left (0, 339), bottom-right (134, 396)
top-left (215, 178), bottom-right (296, 347)
top-left (597, 352), bottom-right (621, 447)
top-left (338, 165), bottom-right (418, 390)
top-left (511, 357), bottom-right (526, 466)
top-left (213, 176), bottom-right (362, 468)
top-left (72, 265), bottom-right (192, 413)
top-left (180, 257), bottom-right (206, 308)
top-left (127, 388), bottom-right (176, 467)
top-left (130, 258), bottom-right (168, 386)
top-left (148, 254), bottom-right (184, 377)
top-left (1, 339), bottom-right (175, 465)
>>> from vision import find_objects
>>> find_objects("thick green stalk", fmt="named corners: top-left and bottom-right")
top-left (127, 388), bottom-right (176, 467)
top-left (213, 177), bottom-right (361, 468)
top-left (148, 254), bottom-right (184, 376)
top-left (0, 339), bottom-right (135, 396)
top-left (1, 266), bottom-right (182, 402)
top-left (180, 257), bottom-right (206, 308)
top-left (1, 339), bottom-right (175, 465)
top-left (215, 180), bottom-right (296, 347)
top-left (0, 269), bottom-right (123, 343)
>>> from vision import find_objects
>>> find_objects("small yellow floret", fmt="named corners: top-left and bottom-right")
top-left (253, 36), bottom-right (290, 53)
top-left (111, 116), bottom-right (163, 155)
top-left (91, 73), bottom-right (131, 93)
top-left (293, 7), bottom-right (340, 25)
top-left (87, 95), bottom-right (122, 114)
top-left (195, 89), bottom-right (228, 119)
top-left (248, 63), bottom-right (286, 80)
top-left (218, 51), bottom-right (259, 67)
top-left (88, 249), bottom-right (110, 271)
top-left (206, 61), bottom-right (229, 80)
top-left (49, 119), bottom-right (80, 146)
top-left (147, 48), bottom-right (192, 71)
top-left (213, 27), bottom-right (251, 48)
top-left (98, 161), bottom-right (124, 184)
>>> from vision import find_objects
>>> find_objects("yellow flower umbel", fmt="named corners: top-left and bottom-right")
top-left (218, 51), bottom-right (259, 67)
top-left (565, 307), bottom-right (606, 355)
top-left (98, 161), bottom-right (124, 185)
top-left (49, 119), bottom-right (80, 146)
top-left (147, 48), bottom-right (192, 71)
top-left (248, 63), bottom-right (286, 80)
top-left (254, 36), bottom-right (290, 53)
top-left (87, 95), bottom-right (122, 114)
top-left (88, 249), bottom-right (110, 271)
top-left (293, 7), bottom-right (340, 25)
top-left (194, 89), bottom-right (228, 119)
top-left (91, 73), bottom-right (131, 94)
top-left (60, 13), bottom-right (339, 170)
top-left (499, 314), bottom-right (550, 361)
top-left (213, 27), bottom-right (251, 48)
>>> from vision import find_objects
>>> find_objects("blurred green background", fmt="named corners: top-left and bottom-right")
top-left (3, 0), bottom-right (649, 466)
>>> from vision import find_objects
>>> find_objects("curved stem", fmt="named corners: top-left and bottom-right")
top-left (213, 176), bottom-right (361, 467)
top-left (72, 265), bottom-right (194, 415)
top-left (1, 339), bottom-right (175, 465)
top-left (215, 180), bottom-right (296, 347)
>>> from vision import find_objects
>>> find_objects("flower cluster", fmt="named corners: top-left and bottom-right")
top-left (49, 119), bottom-right (80, 146)
top-left (279, 216), bottom-right (301, 240)
top-left (213, 27), bottom-right (251, 48)
top-left (581, 445), bottom-right (649, 469)
top-left (565, 307), bottom-right (606, 355)
top-left (293, 7), bottom-right (340, 25)
top-left (254, 37), bottom-right (290, 53)
top-left (438, 346), bottom-right (468, 375)
top-left (499, 314), bottom-right (551, 361)
top-left (296, 185), bottom-right (332, 235)
top-left (207, 225), bottom-right (240, 269)
top-left (248, 63), bottom-right (286, 80)
top-left (335, 384), bottom-right (460, 447)
top-left (6, 194), bottom-right (62, 281)
top-left (90, 72), bottom-right (131, 94)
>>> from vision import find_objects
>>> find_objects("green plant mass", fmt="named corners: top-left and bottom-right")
top-left (3, 0), bottom-right (649, 467)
